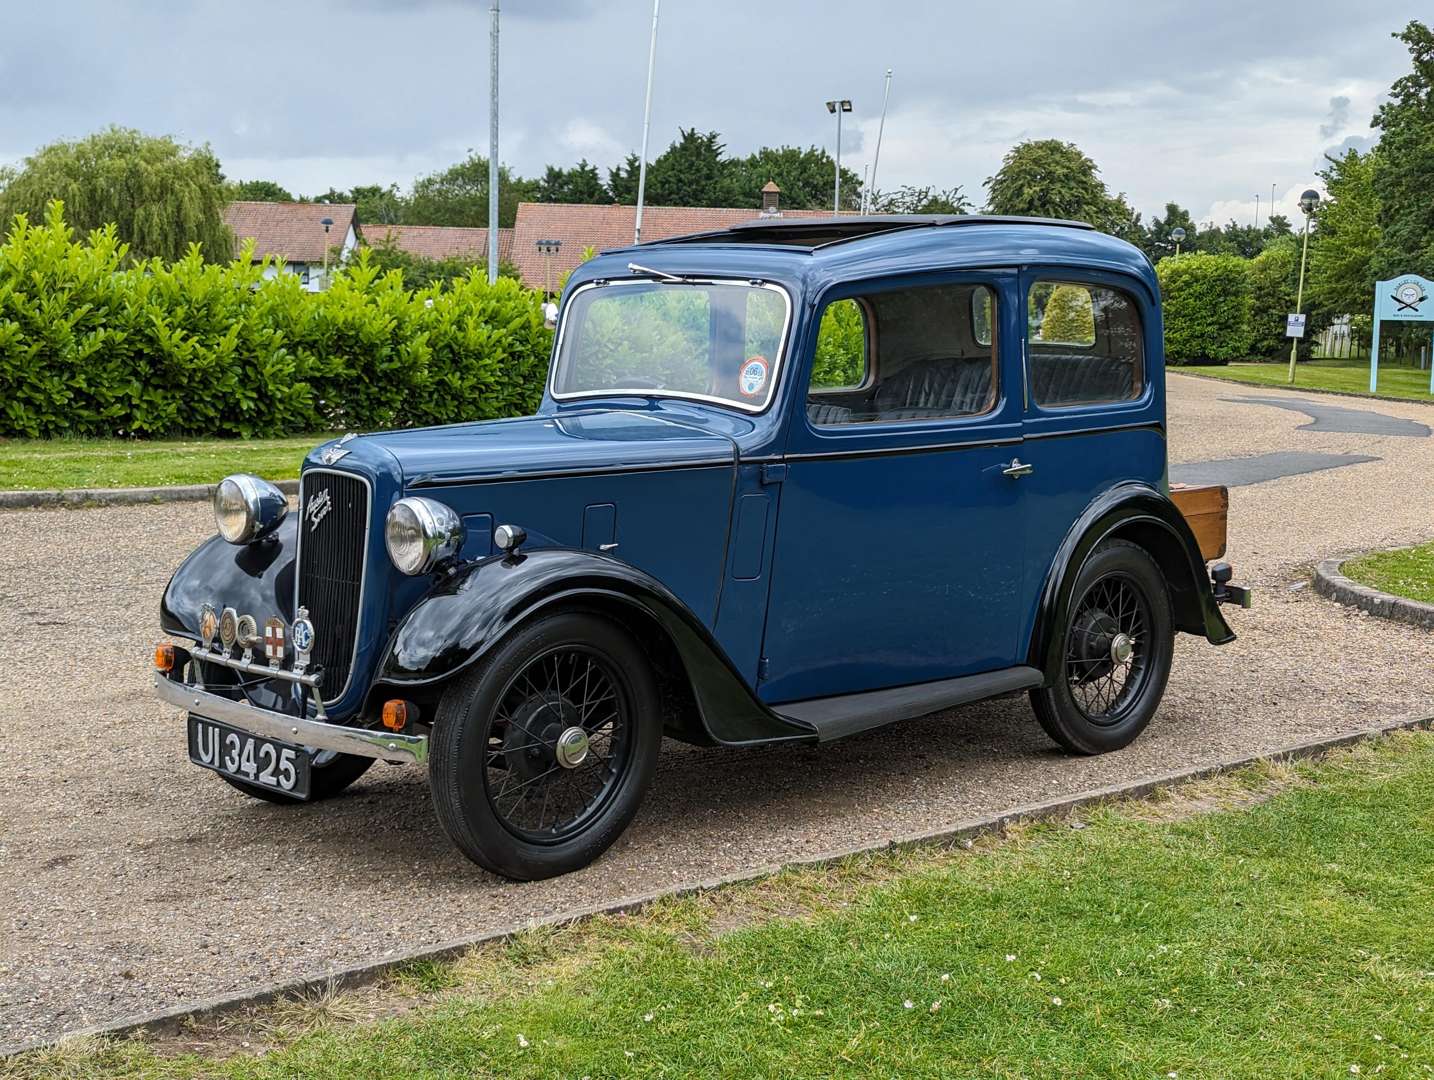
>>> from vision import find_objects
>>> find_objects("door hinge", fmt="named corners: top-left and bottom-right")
top-left (757, 657), bottom-right (770, 682)
top-left (759, 463), bottom-right (787, 486)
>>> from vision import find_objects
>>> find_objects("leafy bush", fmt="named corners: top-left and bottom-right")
top-left (361, 237), bottom-right (521, 291)
top-left (1156, 253), bottom-right (1252, 365)
top-left (812, 299), bottom-right (866, 388)
top-left (0, 203), bottom-right (552, 437)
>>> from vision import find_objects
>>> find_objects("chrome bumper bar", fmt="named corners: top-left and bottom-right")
top-left (154, 671), bottom-right (429, 764)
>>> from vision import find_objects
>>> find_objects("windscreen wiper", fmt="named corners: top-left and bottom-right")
top-left (626, 262), bottom-right (687, 283)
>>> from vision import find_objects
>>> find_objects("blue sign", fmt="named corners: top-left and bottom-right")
top-left (1369, 274), bottom-right (1434, 392)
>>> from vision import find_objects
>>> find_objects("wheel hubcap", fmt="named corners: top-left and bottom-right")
top-left (1109, 632), bottom-right (1134, 665)
top-left (554, 725), bottom-right (590, 769)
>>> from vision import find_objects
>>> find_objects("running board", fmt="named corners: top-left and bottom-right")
top-left (772, 666), bottom-right (1044, 743)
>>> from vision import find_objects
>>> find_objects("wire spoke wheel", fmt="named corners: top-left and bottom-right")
top-left (1064, 570), bottom-right (1152, 727)
top-left (481, 645), bottom-right (633, 843)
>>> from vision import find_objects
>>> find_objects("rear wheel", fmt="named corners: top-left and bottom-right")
top-left (220, 751), bottom-right (373, 804)
top-left (428, 611), bottom-right (662, 880)
top-left (1030, 539), bottom-right (1173, 755)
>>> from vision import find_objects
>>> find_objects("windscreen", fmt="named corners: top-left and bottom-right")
top-left (551, 280), bottom-right (789, 411)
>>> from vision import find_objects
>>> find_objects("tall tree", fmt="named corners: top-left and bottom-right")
top-left (983, 139), bottom-right (1113, 225)
top-left (0, 126), bottom-right (231, 262)
top-left (229, 178), bottom-right (294, 202)
top-left (1309, 148), bottom-right (1381, 317)
top-left (729, 145), bottom-right (862, 210)
top-left (1371, 20), bottom-right (1434, 279)
top-left (315, 183), bottom-right (406, 224)
top-left (404, 154), bottom-right (536, 228)
top-left (1144, 202), bottom-right (1199, 261)
top-left (641, 128), bottom-right (740, 207)
top-left (607, 153), bottom-right (642, 204)
top-left (535, 160), bottom-right (612, 204)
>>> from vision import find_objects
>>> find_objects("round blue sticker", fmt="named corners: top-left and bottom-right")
top-left (739, 356), bottom-right (769, 397)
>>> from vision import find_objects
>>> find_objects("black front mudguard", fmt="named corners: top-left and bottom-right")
top-left (160, 517), bottom-right (298, 639)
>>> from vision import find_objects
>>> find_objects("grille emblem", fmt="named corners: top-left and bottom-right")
top-left (291, 607), bottom-right (315, 676)
top-left (305, 488), bottom-right (333, 531)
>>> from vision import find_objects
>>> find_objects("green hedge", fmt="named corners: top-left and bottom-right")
top-left (0, 203), bottom-right (553, 437)
top-left (1156, 253), bottom-right (1252, 365)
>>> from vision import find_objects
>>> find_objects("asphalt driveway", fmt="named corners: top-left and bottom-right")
top-left (3, 372), bottom-right (1434, 1048)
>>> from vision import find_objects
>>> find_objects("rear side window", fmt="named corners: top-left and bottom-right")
top-left (806, 282), bottom-right (998, 426)
top-left (1027, 281), bottom-right (1143, 407)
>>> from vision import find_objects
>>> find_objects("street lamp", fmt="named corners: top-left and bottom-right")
top-left (1287, 188), bottom-right (1321, 384)
top-left (535, 238), bottom-right (563, 301)
top-left (320, 216), bottom-right (334, 290)
top-left (1171, 226), bottom-right (1186, 257)
top-left (825, 98), bottom-right (853, 214)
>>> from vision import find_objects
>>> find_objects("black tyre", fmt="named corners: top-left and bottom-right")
top-left (428, 611), bottom-right (662, 881)
top-left (1030, 539), bottom-right (1174, 755)
top-left (220, 751), bottom-right (373, 804)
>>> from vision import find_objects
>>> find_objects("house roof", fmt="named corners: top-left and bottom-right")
top-left (508, 202), bottom-right (838, 288)
top-left (225, 201), bottom-right (357, 263)
top-left (361, 223), bottom-right (514, 264)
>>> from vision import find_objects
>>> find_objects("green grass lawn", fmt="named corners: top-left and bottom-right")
top-left (14, 732), bottom-right (1434, 1079)
top-left (1343, 541), bottom-right (1434, 605)
top-left (0, 436), bottom-right (327, 491)
top-left (1181, 357), bottom-right (1434, 402)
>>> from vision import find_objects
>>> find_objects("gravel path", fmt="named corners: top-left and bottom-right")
top-left (4, 372), bottom-right (1433, 1048)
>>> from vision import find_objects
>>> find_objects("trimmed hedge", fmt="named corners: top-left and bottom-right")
top-left (0, 203), bottom-right (553, 437)
top-left (1156, 253), bottom-right (1252, 365)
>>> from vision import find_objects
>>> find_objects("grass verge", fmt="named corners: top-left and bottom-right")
top-left (9, 732), bottom-right (1434, 1079)
top-left (1177, 357), bottom-right (1434, 402)
top-left (0, 436), bottom-right (325, 491)
top-left (1343, 541), bottom-right (1434, 605)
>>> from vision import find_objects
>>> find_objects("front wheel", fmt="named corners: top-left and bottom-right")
top-left (428, 611), bottom-right (663, 881)
top-left (1030, 539), bottom-right (1174, 755)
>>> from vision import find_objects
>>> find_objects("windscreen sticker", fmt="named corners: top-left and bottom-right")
top-left (739, 355), bottom-right (770, 397)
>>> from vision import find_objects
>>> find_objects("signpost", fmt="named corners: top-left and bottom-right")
top-left (1285, 313), bottom-right (1306, 339)
top-left (1369, 274), bottom-right (1434, 393)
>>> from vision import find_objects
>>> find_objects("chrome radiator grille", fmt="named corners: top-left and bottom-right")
top-left (296, 470), bottom-right (369, 701)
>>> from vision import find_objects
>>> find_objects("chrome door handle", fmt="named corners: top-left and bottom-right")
top-left (1001, 459), bottom-right (1035, 479)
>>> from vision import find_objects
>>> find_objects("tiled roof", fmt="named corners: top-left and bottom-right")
top-left (361, 223), bottom-right (514, 264)
top-left (224, 202), bottom-right (357, 263)
top-left (509, 202), bottom-right (837, 289)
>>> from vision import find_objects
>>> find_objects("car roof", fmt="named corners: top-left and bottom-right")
top-left (575, 216), bottom-right (1157, 299)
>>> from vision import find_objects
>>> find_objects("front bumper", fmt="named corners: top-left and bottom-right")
top-left (154, 670), bottom-right (429, 764)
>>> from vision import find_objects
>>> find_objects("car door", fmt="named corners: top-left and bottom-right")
top-left (1015, 270), bottom-right (1166, 646)
top-left (758, 270), bottom-right (1029, 705)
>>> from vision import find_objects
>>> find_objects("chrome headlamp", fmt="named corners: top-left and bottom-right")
top-left (213, 474), bottom-right (288, 544)
top-left (385, 497), bottom-right (465, 575)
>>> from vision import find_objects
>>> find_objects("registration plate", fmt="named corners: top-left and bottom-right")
top-left (187, 716), bottom-right (311, 799)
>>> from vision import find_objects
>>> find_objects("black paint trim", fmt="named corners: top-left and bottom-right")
top-left (407, 458), bottom-right (733, 489)
top-left (775, 666), bottom-right (1044, 742)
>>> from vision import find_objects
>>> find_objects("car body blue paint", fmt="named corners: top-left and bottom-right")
top-left (161, 219), bottom-right (1231, 745)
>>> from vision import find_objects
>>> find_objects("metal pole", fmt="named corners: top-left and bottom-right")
top-left (634, 0), bottom-right (660, 245)
top-left (1271, 183), bottom-right (1276, 222)
top-left (860, 163), bottom-right (869, 215)
top-left (833, 107), bottom-right (843, 214)
top-left (487, 0), bottom-right (499, 283)
top-left (1287, 212), bottom-right (1312, 384)
top-left (1254, 193), bottom-right (1260, 231)
top-left (869, 68), bottom-right (892, 212)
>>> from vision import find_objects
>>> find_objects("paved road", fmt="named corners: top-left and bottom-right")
top-left (4, 373), bottom-right (1434, 1048)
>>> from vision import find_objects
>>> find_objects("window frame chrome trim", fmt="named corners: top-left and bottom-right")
top-left (294, 467), bottom-right (373, 706)
top-left (547, 277), bottom-right (795, 416)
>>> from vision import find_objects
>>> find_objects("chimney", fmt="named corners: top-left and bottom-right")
top-left (760, 180), bottom-right (782, 218)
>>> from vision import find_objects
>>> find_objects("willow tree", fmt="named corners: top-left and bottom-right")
top-left (0, 127), bottom-right (232, 262)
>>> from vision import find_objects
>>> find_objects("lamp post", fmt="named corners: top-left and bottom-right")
top-left (825, 98), bottom-right (852, 214)
top-left (488, 0), bottom-right (500, 283)
top-left (1171, 226), bottom-right (1186, 257)
top-left (320, 216), bottom-right (333, 290)
top-left (535, 238), bottom-right (562, 301)
top-left (868, 68), bottom-right (892, 213)
top-left (1287, 188), bottom-right (1321, 385)
top-left (633, 0), bottom-right (661, 244)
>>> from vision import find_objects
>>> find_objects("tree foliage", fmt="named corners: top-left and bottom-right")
top-left (729, 145), bottom-right (861, 210)
top-left (405, 154), bottom-right (537, 228)
top-left (867, 185), bottom-right (971, 214)
top-left (535, 160), bottom-right (612, 204)
top-left (0, 127), bottom-right (231, 263)
top-left (983, 140), bottom-right (1120, 228)
top-left (1371, 20), bottom-right (1434, 279)
top-left (228, 179), bottom-right (294, 202)
top-left (1310, 148), bottom-right (1381, 318)
top-left (360, 236), bottom-right (521, 290)
top-left (1246, 238), bottom-right (1305, 360)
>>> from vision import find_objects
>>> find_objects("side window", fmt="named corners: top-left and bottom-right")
top-left (1027, 280), bottom-right (1143, 407)
top-left (806, 282), bottom-right (999, 426)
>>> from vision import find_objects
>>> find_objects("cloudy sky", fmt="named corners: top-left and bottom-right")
top-left (0, 1), bottom-right (1419, 227)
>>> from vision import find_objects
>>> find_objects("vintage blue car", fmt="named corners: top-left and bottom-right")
top-left (155, 214), bottom-right (1247, 880)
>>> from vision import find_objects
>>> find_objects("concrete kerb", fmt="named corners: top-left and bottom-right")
top-left (7, 711), bottom-right (1431, 1059)
top-left (0, 480), bottom-right (299, 511)
top-left (1314, 555), bottom-right (1434, 629)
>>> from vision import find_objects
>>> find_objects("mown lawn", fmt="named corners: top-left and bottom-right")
top-left (13, 732), bottom-right (1434, 1079)
top-left (1182, 357), bottom-right (1434, 402)
top-left (0, 436), bottom-right (326, 490)
top-left (1344, 541), bottom-right (1434, 605)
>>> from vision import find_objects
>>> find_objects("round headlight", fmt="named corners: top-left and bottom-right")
top-left (385, 497), bottom-right (465, 576)
top-left (213, 474), bottom-right (288, 544)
